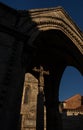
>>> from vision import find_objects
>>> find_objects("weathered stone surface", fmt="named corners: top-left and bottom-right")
top-left (21, 73), bottom-right (46, 130)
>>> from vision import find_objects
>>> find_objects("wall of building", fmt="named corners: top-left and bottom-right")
top-left (20, 73), bottom-right (46, 130)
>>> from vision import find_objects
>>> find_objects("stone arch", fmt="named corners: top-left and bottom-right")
top-left (23, 7), bottom-right (83, 76)
top-left (27, 28), bottom-right (83, 76)
top-left (23, 7), bottom-right (83, 130)
top-left (0, 3), bottom-right (83, 130)
top-left (28, 7), bottom-right (83, 56)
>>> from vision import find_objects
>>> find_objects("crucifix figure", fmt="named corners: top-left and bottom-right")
top-left (33, 66), bottom-right (49, 93)
top-left (33, 66), bottom-right (49, 130)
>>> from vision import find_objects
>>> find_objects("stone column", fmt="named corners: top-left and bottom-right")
top-left (46, 103), bottom-right (62, 130)
top-left (36, 92), bottom-right (44, 130)
top-left (0, 39), bottom-right (26, 130)
top-left (33, 66), bottom-right (49, 130)
top-left (44, 64), bottom-right (65, 130)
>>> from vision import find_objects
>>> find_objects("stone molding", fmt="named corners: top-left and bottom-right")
top-left (27, 7), bottom-right (83, 54)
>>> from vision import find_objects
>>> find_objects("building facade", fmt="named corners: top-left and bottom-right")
top-left (20, 73), bottom-right (46, 130)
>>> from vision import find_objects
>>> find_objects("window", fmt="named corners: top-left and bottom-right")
top-left (24, 86), bottom-right (30, 104)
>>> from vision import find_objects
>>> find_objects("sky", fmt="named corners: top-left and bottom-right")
top-left (0, 0), bottom-right (83, 101)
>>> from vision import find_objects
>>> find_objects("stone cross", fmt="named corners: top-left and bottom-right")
top-left (33, 66), bottom-right (49, 130)
top-left (33, 66), bottom-right (49, 93)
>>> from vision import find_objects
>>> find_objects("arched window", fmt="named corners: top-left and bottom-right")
top-left (24, 86), bottom-right (30, 104)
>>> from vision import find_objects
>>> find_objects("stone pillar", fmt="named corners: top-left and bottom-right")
top-left (46, 103), bottom-right (62, 130)
top-left (44, 64), bottom-right (65, 130)
top-left (36, 92), bottom-right (44, 130)
top-left (0, 39), bottom-right (26, 130)
top-left (33, 66), bottom-right (49, 130)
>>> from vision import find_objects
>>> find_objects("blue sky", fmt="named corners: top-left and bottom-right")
top-left (0, 0), bottom-right (83, 101)
top-left (1, 0), bottom-right (83, 31)
top-left (59, 66), bottom-right (83, 101)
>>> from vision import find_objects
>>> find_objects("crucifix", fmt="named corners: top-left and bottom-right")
top-left (33, 66), bottom-right (49, 93)
top-left (33, 66), bottom-right (49, 130)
